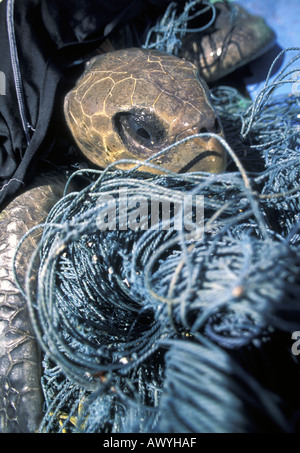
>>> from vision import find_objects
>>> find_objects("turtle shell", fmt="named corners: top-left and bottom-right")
top-left (64, 48), bottom-right (226, 174)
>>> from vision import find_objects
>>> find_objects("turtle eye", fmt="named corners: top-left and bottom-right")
top-left (113, 111), bottom-right (166, 152)
top-left (135, 126), bottom-right (151, 141)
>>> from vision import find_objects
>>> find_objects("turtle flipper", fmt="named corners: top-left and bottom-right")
top-left (0, 174), bottom-right (67, 432)
top-left (178, 1), bottom-right (276, 83)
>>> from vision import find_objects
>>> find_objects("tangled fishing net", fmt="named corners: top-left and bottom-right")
top-left (15, 40), bottom-right (300, 433)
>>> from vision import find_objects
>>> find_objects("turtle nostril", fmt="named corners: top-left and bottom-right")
top-left (198, 126), bottom-right (211, 142)
top-left (193, 117), bottom-right (223, 141)
top-left (199, 127), bottom-right (208, 134)
top-left (198, 117), bottom-right (222, 136)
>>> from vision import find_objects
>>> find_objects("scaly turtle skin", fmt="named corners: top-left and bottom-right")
top-left (64, 48), bottom-right (227, 174)
top-left (0, 173), bottom-right (68, 432)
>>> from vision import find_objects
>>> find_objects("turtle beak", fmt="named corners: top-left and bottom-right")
top-left (150, 129), bottom-right (227, 174)
top-left (175, 134), bottom-right (227, 173)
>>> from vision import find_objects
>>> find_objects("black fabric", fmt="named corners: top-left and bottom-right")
top-left (0, 0), bottom-right (177, 208)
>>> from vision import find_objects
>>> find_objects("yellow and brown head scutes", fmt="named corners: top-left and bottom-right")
top-left (64, 48), bottom-right (226, 174)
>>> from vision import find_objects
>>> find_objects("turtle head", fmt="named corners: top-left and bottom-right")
top-left (64, 48), bottom-right (227, 174)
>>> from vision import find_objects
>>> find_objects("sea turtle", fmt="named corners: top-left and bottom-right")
top-left (0, 1), bottom-right (276, 433)
top-left (64, 47), bottom-right (227, 174)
